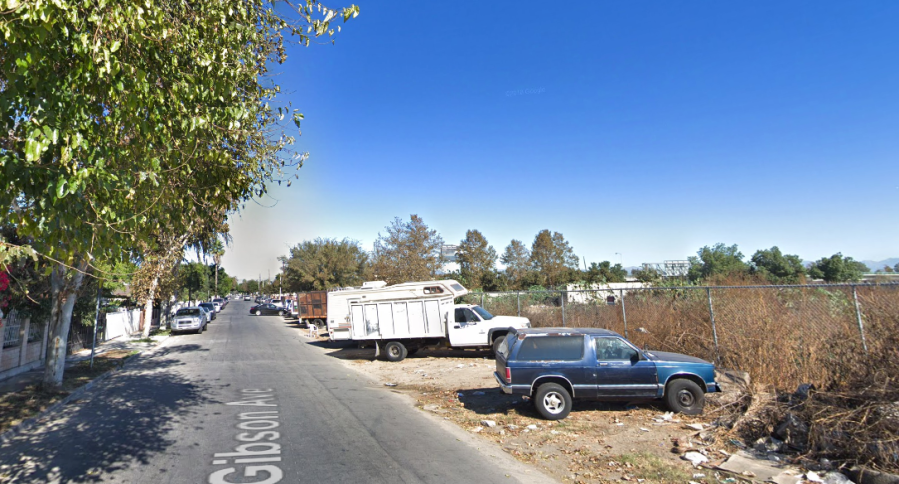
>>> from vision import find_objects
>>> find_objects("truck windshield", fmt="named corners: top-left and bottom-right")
top-left (472, 306), bottom-right (494, 320)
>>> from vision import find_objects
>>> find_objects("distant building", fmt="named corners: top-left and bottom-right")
top-left (440, 244), bottom-right (460, 274)
top-left (565, 282), bottom-right (646, 304)
top-left (641, 260), bottom-right (690, 278)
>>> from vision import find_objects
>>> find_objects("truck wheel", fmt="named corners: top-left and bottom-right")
top-left (384, 341), bottom-right (408, 362)
top-left (665, 379), bottom-right (705, 415)
top-left (491, 335), bottom-right (506, 357)
top-left (534, 383), bottom-right (572, 420)
top-left (313, 319), bottom-right (324, 329)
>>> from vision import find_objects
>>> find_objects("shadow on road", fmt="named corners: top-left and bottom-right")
top-left (0, 345), bottom-right (220, 483)
top-left (308, 338), bottom-right (496, 362)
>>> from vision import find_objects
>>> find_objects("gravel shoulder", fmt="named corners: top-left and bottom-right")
top-left (310, 337), bottom-right (734, 484)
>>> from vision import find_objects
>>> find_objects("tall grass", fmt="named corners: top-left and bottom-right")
top-left (474, 284), bottom-right (898, 392)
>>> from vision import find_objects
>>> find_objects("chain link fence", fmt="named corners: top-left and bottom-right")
top-left (461, 283), bottom-right (899, 390)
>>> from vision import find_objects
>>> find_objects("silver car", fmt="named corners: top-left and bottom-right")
top-left (171, 307), bottom-right (208, 334)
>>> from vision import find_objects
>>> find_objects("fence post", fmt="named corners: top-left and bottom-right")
top-left (0, 310), bottom-right (6, 364)
top-left (18, 317), bottom-right (30, 366)
top-left (516, 291), bottom-right (520, 317)
top-left (480, 293), bottom-right (484, 308)
top-left (706, 288), bottom-right (720, 364)
top-left (619, 289), bottom-right (628, 339)
top-left (40, 319), bottom-right (49, 361)
top-left (560, 290), bottom-right (566, 327)
top-left (851, 285), bottom-right (869, 354)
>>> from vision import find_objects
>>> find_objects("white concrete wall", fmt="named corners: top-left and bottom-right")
top-left (105, 309), bottom-right (141, 340)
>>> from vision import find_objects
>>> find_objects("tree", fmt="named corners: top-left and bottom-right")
top-left (807, 253), bottom-right (868, 282)
top-left (457, 230), bottom-right (497, 290)
top-left (0, 1), bottom-right (358, 387)
top-left (632, 267), bottom-right (661, 284)
top-left (529, 230), bottom-right (578, 288)
top-left (687, 243), bottom-right (749, 283)
top-left (281, 238), bottom-right (368, 291)
top-left (179, 263), bottom-right (210, 303)
top-left (749, 246), bottom-right (806, 284)
top-left (501, 240), bottom-right (531, 289)
top-left (371, 215), bottom-right (444, 284)
top-left (585, 261), bottom-right (627, 284)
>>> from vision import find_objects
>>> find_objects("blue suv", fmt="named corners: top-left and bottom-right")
top-left (494, 327), bottom-right (719, 420)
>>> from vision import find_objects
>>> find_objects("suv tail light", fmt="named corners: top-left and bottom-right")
top-left (505, 367), bottom-right (511, 383)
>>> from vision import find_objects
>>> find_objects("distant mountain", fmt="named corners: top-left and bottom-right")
top-left (860, 258), bottom-right (899, 272)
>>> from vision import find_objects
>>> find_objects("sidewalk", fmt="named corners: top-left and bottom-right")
top-left (0, 333), bottom-right (169, 395)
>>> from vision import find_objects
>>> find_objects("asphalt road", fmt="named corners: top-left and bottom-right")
top-left (0, 301), bottom-right (551, 484)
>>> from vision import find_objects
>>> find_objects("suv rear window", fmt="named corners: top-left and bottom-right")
top-left (516, 335), bottom-right (584, 361)
top-left (176, 309), bottom-right (200, 316)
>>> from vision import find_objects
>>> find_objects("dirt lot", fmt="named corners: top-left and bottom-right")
top-left (311, 337), bottom-right (742, 484)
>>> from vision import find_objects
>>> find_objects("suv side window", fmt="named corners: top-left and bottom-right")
top-left (594, 337), bottom-right (639, 361)
top-left (516, 335), bottom-right (584, 361)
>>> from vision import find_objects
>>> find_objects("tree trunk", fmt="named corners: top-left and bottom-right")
top-left (141, 275), bottom-right (159, 338)
top-left (43, 260), bottom-right (88, 388)
top-left (215, 262), bottom-right (219, 297)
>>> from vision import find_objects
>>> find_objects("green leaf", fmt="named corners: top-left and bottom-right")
top-left (56, 178), bottom-right (68, 199)
top-left (110, 40), bottom-right (121, 53)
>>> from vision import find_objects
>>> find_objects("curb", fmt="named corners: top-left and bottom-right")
top-left (0, 335), bottom-right (173, 443)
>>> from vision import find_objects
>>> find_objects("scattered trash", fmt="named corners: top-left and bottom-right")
top-left (384, 383), bottom-right (397, 387)
top-left (551, 430), bottom-right (560, 435)
top-left (472, 391), bottom-right (485, 396)
top-left (693, 474), bottom-right (706, 479)
top-left (526, 424), bottom-right (538, 430)
top-left (481, 420), bottom-right (497, 428)
top-left (616, 423), bottom-right (625, 426)
top-left (471, 426), bottom-right (483, 433)
top-left (686, 423), bottom-right (704, 431)
top-left (717, 452), bottom-right (802, 484)
top-left (728, 439), bottom-right (746, 449)
top-left (682, 452), bottom-right (709, 467)
top-left (639, 428), bottom-right (650, 432)
top-left (507, 425), bottom-right (519, 430)
top-left (456, 364), bottom-right (465, 368)
top-left (805, 471), bottom-right (824, 483)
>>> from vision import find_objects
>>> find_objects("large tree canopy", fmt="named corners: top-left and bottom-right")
top-left (529, 230), bottom-right (578, 288)
top-left (687, 243), bottom-right (749, 283)
top-left (371, 215), bottom-right (444, 284)
top-left (457, 229), bottom-right (497, 290)
top-left (0, 0), bottom-right (358, 386)
top-left (281, 237), bottom-right (368, 291)
top-left (750, 246), bottom-right (806, 284)
top-left (807, 253), bottom-right (868, 282)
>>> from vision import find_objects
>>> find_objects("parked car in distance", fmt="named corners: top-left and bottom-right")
top-left (199, 303), bottom-right (217, 321)
top-left (213, 297), bottom-right (226, 309)
top-left (250, 303), bottom-right (288, 316)
top-left (244, 296), bottom-right (252, 301)
top-left (494, 327), bottom-right (719, 420)
top-left (171, 307), bottom-right (208, 334)
top-left (211, 301), bottom-right (222, 313)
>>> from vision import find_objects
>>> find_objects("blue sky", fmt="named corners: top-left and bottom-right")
top-left (222, 1), bottom-right (899, 281)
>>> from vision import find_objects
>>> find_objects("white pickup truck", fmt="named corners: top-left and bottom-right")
top-left (327, 280), bottom-right (530, 361)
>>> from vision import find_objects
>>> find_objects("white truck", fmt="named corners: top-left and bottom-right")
top-left (326, 280), bottom-right (530, 362)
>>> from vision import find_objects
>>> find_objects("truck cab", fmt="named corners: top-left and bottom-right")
top-left (450, 304), bottom-right (530, 353)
